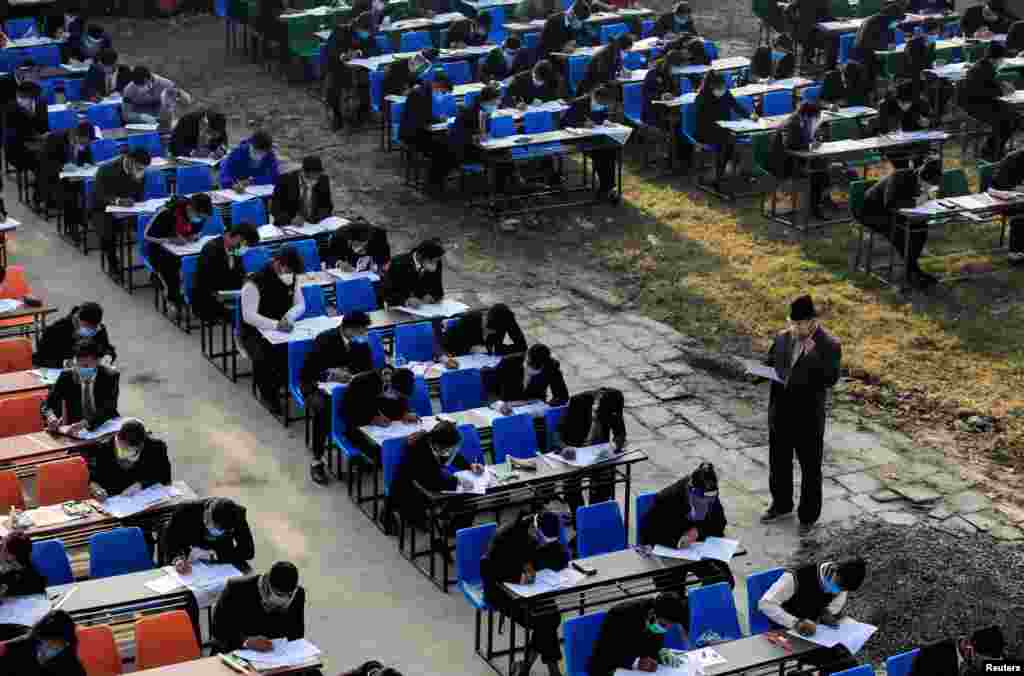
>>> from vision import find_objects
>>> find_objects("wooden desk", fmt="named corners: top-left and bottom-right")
top-left (0, 431), bottom-right (100, 478)
top-left (0, 305), bottom-right (58, 344)
top-left (133, 656), bottom-right (324, 675)
top-left (0, 369), bottom-right (52, 398)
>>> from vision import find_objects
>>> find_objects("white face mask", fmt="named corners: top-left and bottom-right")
top-left (533, 74), bottom-right (544, 87)
top-left (898, 100), bottom-right (912, 112)
top-left (16, 96), bottom-right (34, 110)
top-left (712, 88), bottom-right (726, 97)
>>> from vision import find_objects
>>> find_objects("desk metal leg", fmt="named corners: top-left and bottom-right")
top-left (624, 462), bottom-right (632, 544)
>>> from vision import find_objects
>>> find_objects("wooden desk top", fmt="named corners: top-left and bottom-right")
top-left (0, 370), bottom-right (50, 396)
top-left (132, 656), bottom-right (324, 675)
top-left (0, 431), bottom-right (96, 465)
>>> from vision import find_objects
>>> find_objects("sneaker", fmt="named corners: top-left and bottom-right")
top-left (798, 521), bottom-right (817, 536)
top-left (310, 462), bottom-right (329, 485)
top-left (760, 507), bottom-right (794, 523)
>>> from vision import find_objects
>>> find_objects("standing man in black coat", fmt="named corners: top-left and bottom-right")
top-left (589, 593), bottom-right (689, 676)
top-left (398, 56), bottom-right (453, 195)
top-left (40, 339), bottom-right (119, 434)
top-left (212, 561), bottom-right (305, 654)
top-left (760, 295), bottom-right (842, 535)
top-left (638, 462), bottom-right (733, 587)
top-left (270, 155), bottom-right (334, 226)
top-left (0, 532), bottom-right (47, 598)
top-left (908, 626), bottom-right (1007, 676)
top-left (34, 302), bottom-right (116, 369)
top-left (192, 222), bottom-right (261, 323)
top-left (382, 239), bottom-right (445, 307)
top-left (160, 497), bottom-right (255, 571)
top-left (482, 511), bottom-right (570, 676)
top-left (87, 418), bottom-right (172, 499)
top-left (557, 388), bottom-right (625, 510)
top-left (327, 222), bottom-right (391, 272)
top-left (4, 81), bottom-right (48, 174)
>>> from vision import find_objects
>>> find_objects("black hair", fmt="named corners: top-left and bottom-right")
top-left (250, 130), bottom-right (273, 152)
top-left (595, 387), bottom-right (625, 423)
top-left (918, 157), bottom-right (943, 185)
top-left (342, 311), bottom-right (372, 328)
top-left (504, 35), bottom-right (521, 50)
top-left (117, 419), bottom-right (147, 446)
top-left (98, 47), bottom-right (118, 66)
top-left (479, 84), bottom-right (501, 104)
top-left (77, 302), bottom-right (103, 325)
top-left (485, 303), bottom-right (515, 334)
top-left (534, 59), bottom-right (555, 82)
top-left (836, 558), bottom-right (867, 591)
top-left (415, 238), bottom-right (445, 259)
top-left (268, 561), bottom-right (299, 593)
top-left (73, 338), bottom-right (101, 359)
top-left (700, 69), bottom-right (726, 93)
top-left (126, 148), bottom-right (152, 165)
top-left (391, 368), bottom-right (415, 397)
top-left (690, 461), bottom-right (718, 492)
top-left (33, 610), bottom-right (78, 647)
top-left (571, 1), bottom-right (591, 20)
top-left (653, 592), bottom-right (689, 624)
top-left (210, 498), bottom-right (246, 530)
top-left (274, 246), bottom-right (304, 274)
top-left (527, 343), bottom-right (552, 367)
top-left (190, 192), bottom-right (214, 215)
top-left (615, 33), bottom-right (635, 50)
top-left (205, 110), bottom-right (227, 133)
top-left (132, 65), bottom-right (151, 85)
top-left (229, 221), bottom-right (260, 245)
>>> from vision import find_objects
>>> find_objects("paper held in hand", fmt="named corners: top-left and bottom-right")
top-left (234, 638), bottom-right (322, 669)
top-left (737, 358), bottom-right (784, 384)
top-left (504, 567), bottom-right (587, 597)
top-left (787, 618), bottom-right (878, 655)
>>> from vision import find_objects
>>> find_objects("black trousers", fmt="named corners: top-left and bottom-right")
top-left (698, 128), bottom-right (736, 176)
top-left (151, 246), bottom-right (184, 303)
top-left (492, 590), bottom-right (562, 663)
top-left (1010, 216), bottom-right (1024, 254)
top-left (94, 211), bottom-right (123, 272)
top-left (963, 100), bottom-right (1018, 161)
top-left (863, 217), bottom-right (928, 271)
top-left (307, 389), bottom-right (330, 461)
top-left (564, 467), bottom-right (616, 515)
top-left (768, 407), bottom-right (825, 524)
top-left (588, 149), bottom-right (616, 194)
top-left (240, 330), bottom-right (288, 403)
top-left (192, 293), bottom-right (231, 324)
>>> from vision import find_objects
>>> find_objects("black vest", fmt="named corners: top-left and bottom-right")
top-left (243, 267), bottom-right (293, 339)
top-left (781, 563), bottom-right (838, 621)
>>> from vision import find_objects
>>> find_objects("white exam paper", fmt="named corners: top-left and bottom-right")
top-left (74, 416), bottom-right (125, 440)
top-left (787, 618), bottom-right (877, 655)
top-left (548, 443), bottom-right (614, 468)
top-left (106, 197), bottom-right (171, 214)
top-left (102, 482), bottom-right (184, 517)
top-left (738, 358), bottom-right (784, 383)
top-left (235, 638), bottom-right (322, 669)
top-left (260, 315), bottom-right (342, 345)
top-left (0, 594), bottom-right (52, 626)
top-left (394, 300), bottom-right (470, 318)
top-left (504, 567), bottom-right (586, 597)
top-left (652, 537), bottom-right (740, 563)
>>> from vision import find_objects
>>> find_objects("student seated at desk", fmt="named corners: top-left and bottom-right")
top-left (961, 0), bottom-right (1018, 37)
top-left (88, 418), bottom-right (171, 500)
top-left (40, 339), bottom-right (120, 435)
top-left (382, 238), bottom-right (445, 307)
top-left (589, 593), bottom-right (690, 676)
top-left (0, 610), bottom-right (86, 676)
top-left (436, 84), bottom-right (501, 190)
top-left (145, 193), bottom-right (216, 305)
top-left (440, 303), bottom-right (527, 360)
top-left (170, 108), bottom-right (229, 159)
top-left (83, 48), bottom-right (132, 101)
top-left (908, 626), bottom-right (1006, 676)
top-left (220, 130), bottom-right (280, 192)
top-left (558, 387), bottom-right (625, 510)
top-left (694, 70), bottom-right (757, 182)
top-left (382, 50), bottom-right (427, 98)
top-left (502, 59), bottom-right (562, 107)
top-left (516, 0), bottom-right (561, 21)
top-left (652, 1), bottom-right (698, 38)
top-left (240, 247), bottom-right (306, 414)
top-left (271, 155), bottom-right (334, 226)
top-left (768, 100), bottom-right (833, 220)
top-left (483, 511), bottom-right (570, 676)
top-left (877, 80), bottom-right (931, 166)
top-left (79, 24), bottom-right (112, 61)
top-left (344, 366), bottom-right (419, 430)
top-left (326, 222), bottom-right (391, 272)
top-left (785, 0), bottom-right (834, 66)
top-left (161, 496), bottom-right (255, 571)
top-left (577, 32), bottom-right (635, 95)
top-left (637, 462), bottom-right (734, 587)
top-left (852, 157), bottom-right (943, 288)
top-left (300, 312), bottom-right (375, 485)
top-left (121, 66), bottom-right (181, 125)
top-left (853, 0), bottom-right (905, 84)
top-left (34, 302), bottom-right (116, 369)
top-left (479, 36), bottom-right (531, 82)
top-left (0, 532), bottom-right (47, 598)
top-left (758, 558), bottom-right (866, 675)
top-left (559, 84), bottom-right (622, 202)
top-left (495, 343), bottom-right (569, 410)
top-left (49, 4), bottom-right (86, 55)
top-left (643, 50), bottom-right (684, 127)
top-left (192, 221), bottom-right (261, 322)
top-left (447, 12), bottom-right (491, 47)
top-left (38, 121), bottom-right (95, 217)
top-left (960, 42), bottom-right (1019, 162)
top-left (538, 1), bottom-right (592, 60)
top-left (819, 62), bottom-right (871, 109)
top-left (338, 663), bottom-right (403, 676)
top-left (991, 147), bottom-right (1024, 264)
top-left (94, 147), bottom-right (150, 279)
top-left (5, 81), bottom-right (48, 173)
top-left (212, 561), bottom-right (305, 654)
top-left (399, 64), bottom-right (455, 196)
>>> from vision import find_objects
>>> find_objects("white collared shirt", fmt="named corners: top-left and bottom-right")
top-left (757, 564), bottom-right (848, 629)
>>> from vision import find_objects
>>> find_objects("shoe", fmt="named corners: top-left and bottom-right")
top-left (760, 507), bottom-right (794, 523)
top-left (1009, 252), bottom-right (1024, 266)
top-left (310, 462), bottom-right (329, 485)
top-left (911, 268), bottom-right (939, 289)
top-left (798, 521), bottom-right (817, 536)
top-left (544, 660), bottom-right (564, 676)
top-left (265, 396), bottom-right (283, 417)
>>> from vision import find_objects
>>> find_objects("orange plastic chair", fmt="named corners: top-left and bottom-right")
top-left (0, 390), bottom-right (48, 438)
top-left (0, 470), bottom-right (25, 512)
top-left (0, 266), bottom-right (32, 299)
top-left (36, 456), bottom-right (90, 506)
top-left (76, 624), bottom-right (122, 676)
top-left (0, 338), bottom-right (32, 373)
top-left (134, 610), bottom-right (200, 670)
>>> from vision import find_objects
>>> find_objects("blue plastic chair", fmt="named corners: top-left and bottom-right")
top-left (400, 30), bottom-right (432, 52)
top-left (576, 500), bottom-right (627, 557)
top-left (88, 527), bottom-right (154, 579)
top-left (175, 165), bottom-right (214, 195)
top-left (445, 60), bottom-right (473, 85)
top-left (704, 40), bottom-right (719, 61)
top-left (394, 322), bottom-right (436, 363)
top-left (411, 375), bottom-right (433, 416)
top-left (640, 18), bottom-right (655, 37)
top-left (688, 582), bottom-right (742, 646)
top-left (181, 255), bottom-right (200, 306)
top-left (893, 28), bottom-right (905, 45)
top-left (565, 611), bottom-right (607, 676)
top-left (231, 198), bottom-right (267, 226)
top-left (523, 110), bottom-right (555, 134)
top-left (299, 285), bottom-right (327, 320)
top-left (335, 278), bottom-right (377, 314)
top-left (126, 131), bottom-right (163, 157)
top-left (136, 215), bottom-right (155, 275)
top-left (801, 85), bottom-right (822, 102)
top-left (832, 667), bottom-right (873, 676)
top-left (369, 69), bottom-right (385, 114)
top-left (143, 169), bottom-right (169, 199)
top-left (523, 31), bottom-right (540, 50)
top-left (242, 246), bottom-right (272, 273)
top-left (26, 44), bottom-right (60, 67)
top-left (367, 330), bottom-right (387, 369)
top-left (886, 649), bottom-right (920, 676)
top-left (543, 405), bottom-right (567, 451)
top-left (623, 51), bottom-right (646, 70)
top-left (456, 522), bottom-right (496, 613)
top-left (492, 413), bottom-right (538, 462)
top-left (598, 22), bottom-right (629, 44)
top-left (375, 33), bottom-right (392, 55)
top-left (200, 210), bottom-right (225, 236)
top-left (291, 239), bottom-right (320, 272)
top-left (287, 338), bottom-right (315, 413)
top-left (488, 114), bottom-right (515, 138)
top-left (61, 80), bottom-right (82, 105)
top-left (567, 55), bottom-right (590, 95)
top-left (389, 100), bottom-right (405, 148)
top-left (330, 384), bottom-right (367, 475)
top-left (463, 90), bottom-right (480, 111)
top-left (86, 103), bottom-right (122, 130)
top-left (381, 436), bottom-right (408, 496)
top-left (90, 138), bottom-right (121, 163)
top-left (49, 108), bottom-right (77, 131)
top-left (440, 368), bottom-right (485, 413)
top-left (5, 18), bottom-right (36, 38)
top-left (455, 423), bottom-right (485, 465)
top-left (635, 491), bottom-right (656, 534)
top-left (746, 566), bottom-right (785, 635)
top-left (484, 7), bottom-right (506, 43)
top-left (432, 92), bottom-right (457, 120)
top-left (31, 539), bottom-right (74, 586)
top-left (623, 81), bottom-right (644, 126)
top-left (839, 32), bottom-right (856, 63)
top-left (762, 89), bottom-right (793, 116)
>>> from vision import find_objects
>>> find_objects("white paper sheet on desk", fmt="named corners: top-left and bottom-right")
top-left (593, 123), bottom-right (632, 146)
top-left (0, 594), bottom-right (52, 626)
top-left (395, 300), bottom-right (469, 318)
top-left (162, 234), bottom-right (218, 256)
top-left (0, 218), bottom-right (19, 233)
top-left (102, 482), bottom-right (184, 517)
top-left (453, 353), bottom-right (503, 370)
top-left (328, 269), bottom-right (380, 283)
top-left (737, 358), bottom-right (784, 384)
top-left (125, 123), bottom-right (159, 131)
top-left (176, 155), bottom-right (221, 167)
top-left (615, 666), bottom-right (693, 676)
top-left (652, 537), bottom-right (740, 563)
top-left (443, 468), bottom-right (497, 495)
top-left (60, 164), bottom-right (98, 179)
top-left (62, 62), bottom-right (91, 72)
top-left (549, 443), bottom-right (614, 468)
top-left (245, 184), bottom-right (276, 198)
top-left (30, 368), bottom-right (62, 385)
top-left (787, 618), bottom-right (877, 655)
top-left (504, 568), bottom-right (586, 597)
top-left (235, 638), bottom-right (322, 669)
top-left (284, 216), bottom-right (350, 237)
top-left (212, 189), bottom-right (253, 203)
top-left (260, 315), bottom-right (342, 345)
top-left (0, 298), bottom-right (23, 313)
top-left (361, 420), bottom-right (426, 444)
top-left (144, 575), bottom-right (183, 594)
top-left (904, 201), bottom-right (949, 217)
top-left (106, 197), bottom-right (171, 214)
top-left (512, 401), bottom-right (549, 417)
top-left (74, 417), bottom-right (125, 440)
top-left (257, 224), bottom-right (285, 240)
top-left (163, 561), bottom-right (243, 609)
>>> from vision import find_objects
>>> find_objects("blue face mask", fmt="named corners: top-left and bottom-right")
top-left (648, 621), bottom-right (668, 635)
top-left (78, 326), bottom-right (97, 338)
top-left (36, 642), bottom-right (63, 664)
top-left (207, 524), bottom-right (226, 539)
top-left (190, 216), bottom-right (205, 226)
top-left (822, 575), bottom-right (842, 594)
top-left (481, 102), bottom-right (498, 113)
top-left (77, 366), bottom-right (97, 380)
top-left (356, 30), bottom-right (370, 40)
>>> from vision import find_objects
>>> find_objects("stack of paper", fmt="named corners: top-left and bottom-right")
top-left (395, 300), bottom-right (470, 318)
top-left (737, 358), bottom-right (783, 383)
top-left (652, 537), bottom-right (741, 563)
top-left (156, 561), bottom-right (243, 608)
top-left (74, 417), bottom-right (126, 440)
top-left (0, 298), bottom-right (23, 313)
top-left (504, 568), bottom-right (587, 597)
top-left (102, 482), bottom-right (184, 517)
top-left (261, 315), bottom-right (342, 345)
top-left (175, 155), bottom-right (221, 167)
top-left (162, 234), bottom-right (218, 256)
top-left (257, 224), bottom-right (285, 240)
top-left (548, 443), bottom-right (614, 468)
top-left (283, 216), bottom-right (350, 237)
top-left (106, 197), bottom-right (171, 214)
top-left (235, 639), bottom-right (322, 669)
top-left (60, 164), bottom-right (98, 179)
top-left (443, 468), bottom-right (497, 495)
top-left (125, 123), bottom-right (159, 131)
top-left (30, 368), bottom-right (62, 385)
top-left (328, 269), bottom-right (380, 282)
top-left (361, 420), bottom-right (427, 444)
top-left (787, 618), bottom-right (877, 655)
top-left (0, 594), bottom-right (52, 626)
top-left (212, 189), bottom-right (253, 203)
top-left (0, 218), bottom-right (20, 232)
top-left (452, 353), bottom-right (503, 370)
top-left (245, 184), bottom-right (276, 198)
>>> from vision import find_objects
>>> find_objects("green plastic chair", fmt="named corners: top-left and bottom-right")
top-left (857, 0), bottom-right (882, 17)
top-left (829, 117), bottom-right (879, 171)
top-left (939, 168), bottom-right (969, 198)
top-left (977, 160), bottom-right (995, 192)
top-left (997, 71), bottom-right (1022, 90)
top-left (830, 0), bottom-right (855, 18)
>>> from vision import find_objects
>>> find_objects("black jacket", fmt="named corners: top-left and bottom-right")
top-left (270, 172), bottom-right (334, 225)
top-left (448, 100), bottom-right (486, 164)
top-left (501, 70), bottom-right (561, 107)
top-left (538, 13), bottom-right (577, 59)
top-left (399, 81), bottom-right (438, 143)
top-left (993, 148), bottom-right (1024, 190)
top-left (589, 598), bottom-right (669, 676)
top-left (482, 512), bottom-right (569, 606)
top-left (327, 224), bottom-right (391, 270)
top-left (385, 431), bottom-right (469, 525)
top-left (495, 353), bottom-right (569, 404)
top-left (82, 63), bottom-right (132, 100)
top-left (765, 326), bottom-right (842, 426)
top-left (40, 367), bottom-right (119, 431)
top-left (855, 167), bottom-right (920, 228)
top-left (38, 130), bottom-right (94, 197)
top-left (441, 310), bottom-right (527, 356)
top-left (638, 475), bottom-right (727, 547)
top-left (212, 574), bottom-right (305, 652)
top-left (789, 0), bottom-right (832, 44)
top-left (382, 251), bottom-right (444, 305)
top-left (642, 64), bottom-right (677, 125)
top-left (89, 435), bottom-right (172, 496)
top-left (93, 157), bottom-right (144, 213)
top-left (193, 236), bottom-right (245, 318)
top-left (33, 309), bottom-right (117, 368)
top-left (159, 498), bottom-right (256, 568)
top-left (341, 370), bottom-right (412, 428)
top-left (383, 59), bottom-right (415, 97)
top-left (169, 111), bottom-right (229, 158)
top-left (0, 638), bottom-right (87, 676)
top-left (961, 3), bottom-right (1017, 36)
top-left (694, 88), bottom-right (750, 143)
top-left (4, 94), bottom-right (49, 141)
top-left (768, 111), bottom-right (818, 179)
top-left (877, 94), bottom-right (930, 134)
top-left (577, 44), bottom-right (622, 96)
top-left (479, 47), bottom-right (533, 82)
top-left (854, 11), bottom-right (896, 55)
top-left (299, 329), bottom-right (374, 397)
top-left (652, 12), bottom-right (698, 37)
top-left (907, 636), bottom-right (998, 676)
top-left (0, 564), bottom-right (47, 597)
top-left (959, 58), bottom-right (1003, 106)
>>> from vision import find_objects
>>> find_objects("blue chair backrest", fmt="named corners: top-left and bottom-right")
top-left (565, 611), bottom-right (607, 676)
top-left (390, 100), bottom-right (405, 146)
top-left (832, 667), bottom-right (873, 676)
top-left (176, 165), bottom-right (214, 195)
top-left (394, 322), bottom-right (436, 363)
top-left (463, 90), bottom-right (480, 110)
top-left (886, 650), bottom-right (920, 676)
top-left (704, 40), bottom-right (719, 61)
top-left (488, 114), bottom-right (515, 138)
top-left (680, 101), bottom-right (697, 141)
top-left (599, 22), bottom-right (628, 44)
top-left (49, 108), bottom-right (77, 131)
top-left (484, 7), bottom-right (506, 43)
top-left (543, 404), bottom-right (567, 451)
top-left (456, 522), bottom-right (497, 588)
top-left (622, 50), bottom-right (646, 70)
top-left (335, 278), bottom-right (377, 314)
top-left (88, 527), bottom-right (154, 579)
top-left (382, 437), bottom-right (407, 495)
top-left (635, 491), bottom-right (656, 534)
top-left (375, 33), bottom-right (392, 54)
top-left (492, 412), bottom-right (538, 462)
top-left (440, 368), bottom-right (485, 413)
top-left (455, 423), bottom-right (485, 465)
top-left (568, 55), bottom-right (590, 95)
top-left (400, 30), bottom-right (432, 52)
top-left (576, 500), bottom-right (627, 557)
top-left (181, 255), bottom-right (200, 305)
top-left (762, 89), bottom-right (793, 116)
top-left (523, 31), bottom-right (540, 50)
top-left (300, 285), bottom-right (327, 319)
top-left (802, 85), bottom-right (822, 102)
top-left (31, 539), bottom-right (74, 586)
top-left (287, 338), bottom-right (314, 400)
top-left (893, 28), bottom-right (905, 45)
top-left (640, 18), bottom-right (655, 37)
top-left (839, 32), bottom-right (856, 63)
top-left (942, 20), bottom-right (959, 37)
top-left (291, 239), bottom-right (320, 272)
top-left (200, 210), bottom-right (225, 236)
top-left (688, 582), bottom-right (742, 646)
top-left (523, 110), bottom-right (555, 133)
top-left (445, 60), bottom-right (473, 85)
top-left (367, 330), bottom-right (387, 369)
top-left (733, 94), bottom-right (753, 119)
top-left (5, 18), bottom-right (36, 38)
top-left (747, 566), bottom-right (785, 634)
top-left (90, 138), bottom-right (121, 163)
top-left (433, 92), bottom-right (457, 119)
top-left (231, 198), bottom-right (267, 226)
top-left (411, 375), bottom-right (433, 416)
top-left (136, 214), bottom-right (154, 267)
top-left (63, 78), bottom-right (84, 103)
top-left (27, 44), bottom-right (60, 67)
top-left (143, 169), bottom-right (169, 198)
top-left (86, 103), bottom-right (122, 130)
top-left (127, 131), bottom-right (163, 157)
top-left (623, 81), bottom-right (645, 123)
top-left (242, 246), bottom-right (271, 273)
top-left (370, 69), bottom-right (385, 113)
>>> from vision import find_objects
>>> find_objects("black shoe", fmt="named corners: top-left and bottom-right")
top-left (544, 660), bottom-right (564, 676)
top-left (798, 521), bottom-right (817, 536)
top-left (598, 189), bottom-right (620, 204)
top-left (264, 396), bottom-right (283, 417)
top-left (912, 269), bottom-right (939, 289)
top-left (760, 507), bottom-right (794, 523)
top-left (310, 462), bottom-right (329, 485)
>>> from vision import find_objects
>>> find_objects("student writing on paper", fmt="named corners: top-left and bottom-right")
top-left (0, 610), bottom-right (86, 676)
top-left (439, 303), bottom-right (528, 366)
top-left (271, 155), bottom-right (334, 227)
top-left (501, 60), bottom-right (562, 109)
top-left (757, 558), bottom-right (866, 675)
top-left (219, 130), bottom-right (280, 193)
top-left (87, 418), bottom-right (171, 500)
top-left (4, 81), bottom-right (49, 177)
top-left (558, 388), bottom-right (625, 512)
top-left (495, 343), bottom-right (570, 413)
top-left (382, 238), bottom-right (445, 308)
top-left (960, 42), bottom-right (1019, 162)
top-left (212, 561), bottom-right (305, 653)
top-left (240, 248), bottom-right (306, 415)
top-left (160, 497), bottom-right (255, 573)
top-left (876, 81), bottom-right (932, 168)
top-left (192, 221), bottom-right (261, 323)
top-left (694, 70), bottom-right (757, 184)
top-left (559, 85), bottom-right (620, 203)
top-left (643, 50), bottom-right (684, 129)
top-left (343, 366), bottom-right (419, 433)
top-left (479, 36), bottom-right (531, 82)
top-left (145, 193), bottom-right (216, 305)
top-left (577, 33), bottom-right (635, 97)
top-left (482, 511), bottom-right (570, 676)
top-left (41, 339), bottom-right (120, 435)
top-left (121, 66), bottom-right (182, 125)
top-left (652, 1), bottom-right (699, 38)
top-left (639, 462), bottom-right (734, 587)
top-left (34, 302), bottom-right (117, 369)
top-left (589, 592), bottom-right (689, 676)
top-left (37, 122), bottom-right (95, 220)
top-left (767, 100), bottom-right (834, 221)
top-left (93, 147), bottom-right (150, 280)
top-left (170, 108), bottom-right (228, 159)
top-left (326, 222), bottom-right (391, 273)
top-left (908, 626), bottom-right (1007, 676)
top-left (82, 48), bottom-right (132, 100)
top-left (991, 148), bottom-right (1024, 264)
top-left (324, 16), bottom-right (375, 131)
top-left (300, 312), bottom-right (375, 485)
top-left (0, 532), bottom-right (47, 599)
top-left (538, 1), bottom-right (592, 60)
